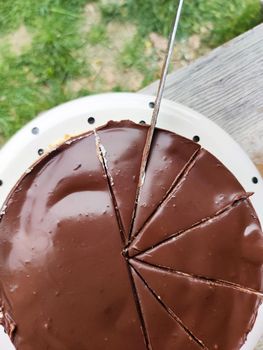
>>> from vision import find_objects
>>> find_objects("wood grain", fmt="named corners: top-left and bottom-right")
top-left (257, 164), bottom-right (263, 177)
top-left (140, 24), bottom-right (263, 166)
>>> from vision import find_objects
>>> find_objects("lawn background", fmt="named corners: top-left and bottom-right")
top-left (0, 0), bottom-right (262, 144)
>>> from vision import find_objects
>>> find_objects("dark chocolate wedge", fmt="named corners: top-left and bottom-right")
top-left (136, 199), bottom-right (263, 292)
top-left (96, 121), bottom-right (148, 242)
top-left (128, 149), bottom-right (247, 256)
top-left (131, 260), bottom-right (262, 350)
top-left (131, 267), bottom-right (204, 350)
top-left (130, 129), bottom-right (200, 241)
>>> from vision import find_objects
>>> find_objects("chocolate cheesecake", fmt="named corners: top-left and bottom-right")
top-left (0, 120), bottom-right (262, 350)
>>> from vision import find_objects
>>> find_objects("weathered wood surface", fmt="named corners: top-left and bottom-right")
top-left (140, 24), bottom-right (263, 177)
top-left (258, 164), bottom-right (263, 177)
top-left (141, 24), bottom-right (263, 349)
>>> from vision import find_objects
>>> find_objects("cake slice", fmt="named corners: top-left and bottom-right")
top-left (131, 260), bottom-right (262, 350)
top-left (137, 199), bottom-right (263, 292)
top-left (131, 267), bottom-right (203, 350)
top-left (130, 128), bottom-right (200, 240)
top-left (128, 149), bottom-right (247, 256)
top-left (96, 121), bottom-right (148, 242)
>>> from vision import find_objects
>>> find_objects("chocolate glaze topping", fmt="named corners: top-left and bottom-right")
top-left (128, 149), bottom-right (249, 256)
top-left (129, 127), bottom-right (200, 241)
top-left (131, 260), bottom-right (261, 350)
top-left (96, 121), bottom-right (148, 242)
top-left (131, 268), bottom-right (202, 350)
top-left (0, 120), bottom-right (262, 350)
top-left (137, 199), bottom-right (263, 292)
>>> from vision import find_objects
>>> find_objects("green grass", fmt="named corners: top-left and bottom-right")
top-left (0, 0), bottom-right (88, 34)
top-left (0, 0), bottom-right (91, 142)
top-left (0, 0), bottom-right (262, 144)
top-left (101, 0), bottom-right (262, 46)
top-left (88, 24), bottom-right (108, 45)
top-left (118, 34), bottom-right (159, 86)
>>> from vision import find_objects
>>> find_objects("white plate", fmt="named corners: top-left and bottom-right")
top-left (0, 92), bottom-right (262, 349)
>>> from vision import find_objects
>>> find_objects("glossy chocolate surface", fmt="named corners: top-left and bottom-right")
top-left (137, 200), bottom-right (263, 292)
top-left (96, 121), bottom-right (148, 241)
top-left (0, 120), bottom-right (262, 350)
top-left (128, 149), bottom-right (248, 256)
top-left (131, 260), bottom-right (261, 350)
top-left (131, 268), bottom-right (202, 350)
top-left (130, 128), bottom-right (200, 241)
top-left (0, 132), bottom-right (146, 349)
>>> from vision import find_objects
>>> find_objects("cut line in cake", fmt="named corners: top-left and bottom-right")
top-left (131, 265), bottom-right (207, 350)
top-left (128, 149), bottom-right (249, 256)
top-left (131, 259), bottom-right (262, 350)
top-left (128, 132), bottom-right (200, 244)
top-left (94, 126), bottom-right (151, 349)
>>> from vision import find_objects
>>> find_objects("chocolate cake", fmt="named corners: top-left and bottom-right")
top-left (0, 120), bottom-right (262, 350)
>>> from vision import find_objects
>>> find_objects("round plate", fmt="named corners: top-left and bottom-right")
top-left (0, 92), bottom-right (262, 349)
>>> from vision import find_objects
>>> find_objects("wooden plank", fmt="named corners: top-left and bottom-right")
top-left (258, 338), bottom-right (263, 350)
top-left (140, 24), bottom-right (263, 166)
top-left (257, 164), bottom-right (263, 177)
